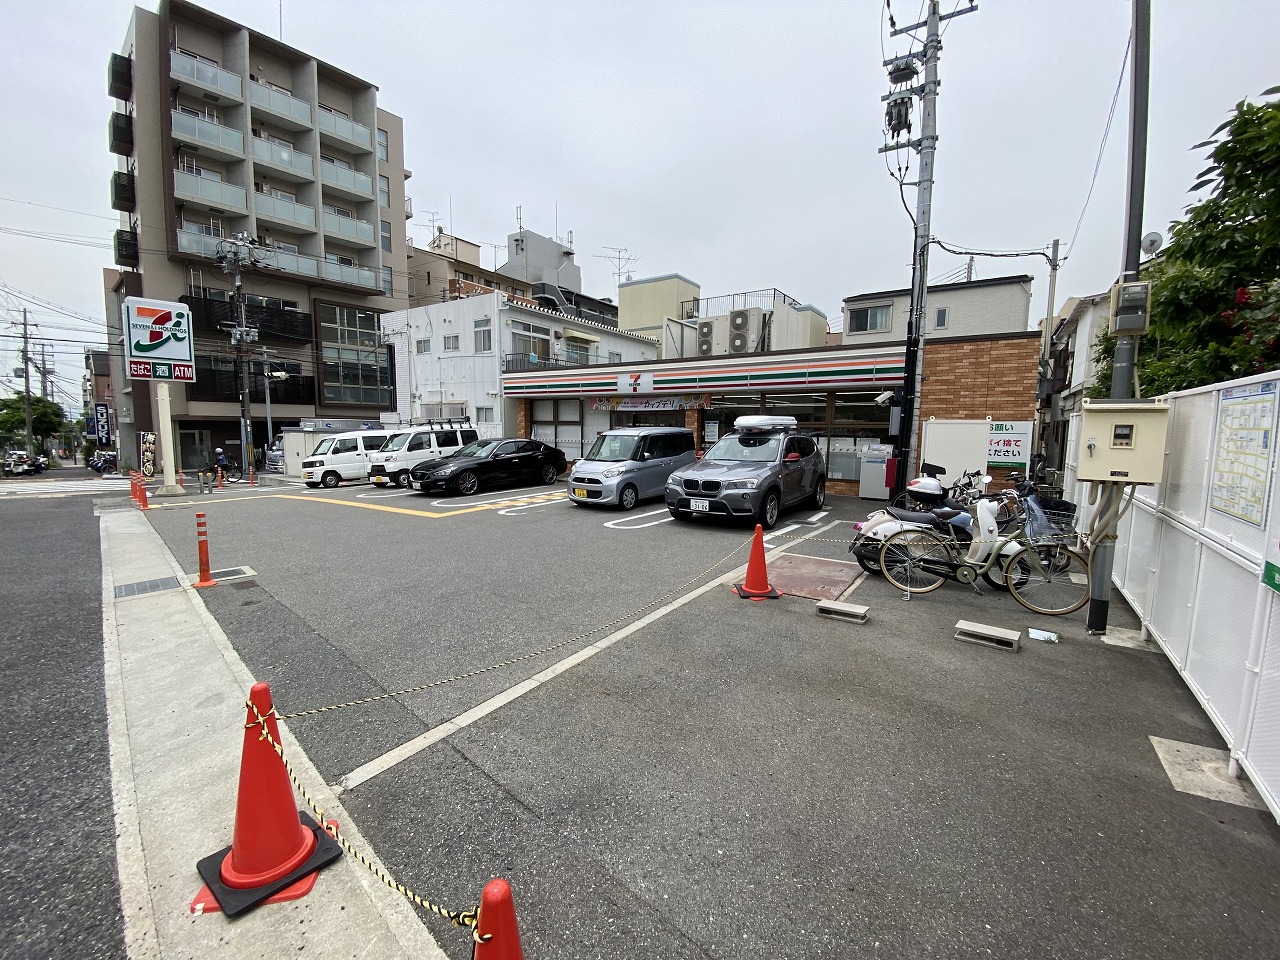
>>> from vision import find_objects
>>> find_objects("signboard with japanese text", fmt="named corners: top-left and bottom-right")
top-left (94, 402), bottom-right (111, 446)
top-left (139, 432), bottom-right (157, 479)
top-left (592, 393), bottom-right (710, 412)
top-left (987, 421), bottom-right (1033, 470)
top-left (123, 297), bottom-right (196, 381)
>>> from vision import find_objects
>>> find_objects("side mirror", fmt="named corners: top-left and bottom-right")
top-left (785, 452), bottom-right (802, 463)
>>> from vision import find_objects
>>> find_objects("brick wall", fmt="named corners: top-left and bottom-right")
top-left (514, 398), bottom-right (530, 437)
top-left (919, 333), bottom-right (1040, 424)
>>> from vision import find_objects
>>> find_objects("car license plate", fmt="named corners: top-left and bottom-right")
top-left (690, 498), bottom-right (710, 512)
top-left (572, 488), bottom-right (588, 497)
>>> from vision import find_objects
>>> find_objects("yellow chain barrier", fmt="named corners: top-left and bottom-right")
top-left (244, 701), bottom-right (492, 945)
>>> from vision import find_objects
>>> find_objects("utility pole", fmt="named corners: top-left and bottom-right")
top-left (1037, 238), bottom-right (1062, 464)
top-left (880, 1), bottom-right (977, 494)
top-left (21, 308), bottom-right (34, 456)
top-left (218, 233), bottom-right (259, 469)
top-left (1088, 0), bottom-right (1150, 633)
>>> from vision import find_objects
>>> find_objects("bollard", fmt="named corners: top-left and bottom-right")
top-left (138, 480), bottom-right (150, 510)
top-left (248, 463), bottom-right (256, 486)
top-left (217, 467), bottom-right (225, 490)
top-left (130, 472), bottom-right (139, 503)
top-left (178, 471), bottom-right (185, 490)
top-left (193, 512), bottom-right (217, 588)
top-left (198, 470), bottom-right (213, 495)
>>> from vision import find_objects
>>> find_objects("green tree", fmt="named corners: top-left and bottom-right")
top-left (1091, 89), bottom-right (1280, 397)
top-left (0, 393), bottom-right (68, 446)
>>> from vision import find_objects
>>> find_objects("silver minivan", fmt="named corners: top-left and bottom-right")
top-left (567, 427), bottom-right (698, 510)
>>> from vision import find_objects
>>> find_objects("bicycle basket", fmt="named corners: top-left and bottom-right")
top-left (1026, 495), bottom-right (1076, 541)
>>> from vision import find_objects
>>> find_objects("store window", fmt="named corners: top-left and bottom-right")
top-left (317, 303), bottom-right (391, 407)
top-left (763, 393), bottom-right (827, 424)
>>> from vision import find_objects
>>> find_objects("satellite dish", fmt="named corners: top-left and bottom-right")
top-left (1141, 232), bottom-right (1163, 256)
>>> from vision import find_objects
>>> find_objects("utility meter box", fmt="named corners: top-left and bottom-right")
top-left (1078, 398), bottom-right (1169, 484)
top-left (1109, 281), bottom-right (1152, 335)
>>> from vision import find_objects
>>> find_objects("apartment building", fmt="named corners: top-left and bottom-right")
top-left (106, 0), bottom-right (411, 469)
top-left (841, 275), bottom-right (1034, 347)
top-left (406, 231), bottom-right (535, 309)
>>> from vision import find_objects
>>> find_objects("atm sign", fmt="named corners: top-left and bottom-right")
top-left (129, 360), bottom-right (195, 382)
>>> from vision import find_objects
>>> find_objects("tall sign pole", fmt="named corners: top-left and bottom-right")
top-left (122, 297), bottom-right (196, 495)
top-left (880, 1), bottom-right (977, 493)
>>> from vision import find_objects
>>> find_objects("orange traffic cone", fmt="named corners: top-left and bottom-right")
top-left (474, 878), bottom-right (525, 960)
top-left (732, 524), bottom-right (781, 600)
top-left (137, 481), bottom-right (150, 510)
top-left (190, 682), bottom-right (342, 916)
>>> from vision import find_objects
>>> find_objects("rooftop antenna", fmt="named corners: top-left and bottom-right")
top-left (423, 210), bottom-right (442, 233)
top-left (593, 246), bottom-right (641, 289)
top-left (516, 204), bottom-right (523, 231)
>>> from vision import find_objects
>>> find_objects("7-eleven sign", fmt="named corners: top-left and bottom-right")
top-left (123, 297), bottom-right (196, 381)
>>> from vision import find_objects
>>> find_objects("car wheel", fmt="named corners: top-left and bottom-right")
top-left (758, 489), bottom-right (781, 530)
top-left (395, 470), bottom-right (411, 488)
top-left (320, 472), bottom-right (340, 489)
top-left (619, 485), bottom-right (639, 510)
top-left (540, 463), bottom-right (559, 485)
top-left (809, 476), bottom-right (827, 508)
top-left (305, 482), bottom-right (320, 489)
top-left (456, 470), bottom-right (479, 496)
top-left (669, 508), bottom-right (691, 521)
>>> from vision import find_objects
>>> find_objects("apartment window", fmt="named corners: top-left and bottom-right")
top-left (415, 338), bottom-right (430, 355)
top-left (182, 217), bottom-right (222, 238)
top-left (380, 220), bottom-right (392, 253)
top-left (935, 307), bottom-right (948, 329)
top-left (511, 320), bottom-right (550, 360)
top-left (563, 339), bottom-right (590, 365)
top-left (458, 271), bottom-right (474, 283)
top-left (381, 265), bottom-right (393, 297)
top-left (320, 154), bottom-right (351, 170)
top-left (317, 103), bottom-right (348, 119)
top-left (317, 303), bottom-right (391, 406)
top-left (378, 175), bottom-right (390, 208)
top-left (474, 316), bottom-right (492, 353)
top-left (849, 305), bottom-right (891, 333)
top-left (608, 351), bottom-right (622, 364)
top-left (476, 406), bottom-right (495, 423)
top-left (325, 252), bottom-right (356, 267)
top-left (177, 48), bottom-right (218, 66)
top-left (377, 128), bottom-right (388, 162)
top-left (324, 203), bottom-right (354, 218)
top-left (178, 154), bottom-right (223, 181)
top-left (265, 80), bottom-right (291, 95)
top-left (178, 103), bottom-right (217, 122)
top-left (268, 239), bottom-right (299, 255)
top-left (443, 334), bottom-right (460, 352)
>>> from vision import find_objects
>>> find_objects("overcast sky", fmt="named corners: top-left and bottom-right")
top-left (1, 0), bottom-right (1276, 412)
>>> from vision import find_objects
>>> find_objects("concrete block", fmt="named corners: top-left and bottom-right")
top-left (954, 619), bottom-right (1021, 653)
top-left (816, 600), bottom-right (870, 624)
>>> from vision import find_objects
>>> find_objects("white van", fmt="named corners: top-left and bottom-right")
top-left (367, 424), bottom-right (480, 488)
top-left (301, 430), bottom-right (393, 488)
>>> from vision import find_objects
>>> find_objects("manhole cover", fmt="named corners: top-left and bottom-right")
top-left (763, 554), bottom-right (860, 601)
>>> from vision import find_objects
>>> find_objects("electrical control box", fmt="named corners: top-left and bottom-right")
top-left (1109, 281), bottom-right (1152, 335)
top-left (1077, 398), bottom-right (1170, 484)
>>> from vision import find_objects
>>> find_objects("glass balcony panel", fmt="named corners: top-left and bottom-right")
top-left (262, 249), bottom-right (320, 278)
top-left (254, 193), bottom-right (316, 229)
top-left (321, 261), bottom-right (377, 288)
top-left (176, 229), bottom-right (224, 257)
top-left (319, 162), bottom-right (373, 198)
top-left (251, 136), bottom-right (314, 178)
top-left (248, 81), bottom-right (312, 127)
top-left (173, 170), bottom-right (248, 212)
top-left (322, 212), bottom-right (375, 245)
top-left (170, 50), bottom-right (242, 100)
top-left (172, 111), bottom-right (244, 156)
top-left (317, 109), bottom-right (372, 150)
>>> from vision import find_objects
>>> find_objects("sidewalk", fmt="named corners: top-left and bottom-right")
top-left (99, 506), bottom-right (446, 959)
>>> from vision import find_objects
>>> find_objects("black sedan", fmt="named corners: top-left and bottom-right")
top-left (410, 438), bottom-right (567, 495)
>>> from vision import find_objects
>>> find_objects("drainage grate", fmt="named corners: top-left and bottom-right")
top-left (208, 567), bottom-right (248, 579)
top-left (114, 576), bottom-right (182, 599)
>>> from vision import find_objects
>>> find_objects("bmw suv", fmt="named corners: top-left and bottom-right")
top-left (665, 416), bottom-right (826, 529)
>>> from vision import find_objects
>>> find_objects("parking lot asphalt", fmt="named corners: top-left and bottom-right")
top-left (125, 482), bottom-right (1280, 958)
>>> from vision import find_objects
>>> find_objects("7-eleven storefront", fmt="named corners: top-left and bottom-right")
top-left (502, 346), bottom-right (905, 495)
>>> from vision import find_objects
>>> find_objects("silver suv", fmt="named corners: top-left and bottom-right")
top-left (665, 416), bottom-right (826, 529)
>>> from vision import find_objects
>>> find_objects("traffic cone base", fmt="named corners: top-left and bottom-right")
top-left (191, 814), bottom-right (341, 917)
top-left (733, 523), bottom-right (781, 600)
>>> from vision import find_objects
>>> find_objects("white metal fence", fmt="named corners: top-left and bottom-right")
top-left (1064, 371), bottom-right (1280, 821)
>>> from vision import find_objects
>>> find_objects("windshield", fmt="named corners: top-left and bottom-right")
top-left (704, 434), bottom-right (781, 463)
top-left (455, 439), bottom-right (502, 459)
top-left (584, 434), bottom-right (640, 462)
top-left (381, 433), bottom-right (410, 452)
top-left (311, 438), bottom-right (334, 455)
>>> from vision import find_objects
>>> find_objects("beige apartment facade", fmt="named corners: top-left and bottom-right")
top-left (107, 0), bottom-right (411, 469)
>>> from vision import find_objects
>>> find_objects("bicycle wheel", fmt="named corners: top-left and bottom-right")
top-left (879, 529), bottom-right (950, 594)
top-left (226, 465), bottom-right (243, 483)
top-left (1005, 545), bottom-right (1089, 615)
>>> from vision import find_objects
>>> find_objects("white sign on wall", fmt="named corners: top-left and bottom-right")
top-left (987, 421), bottom-right (1033, 469)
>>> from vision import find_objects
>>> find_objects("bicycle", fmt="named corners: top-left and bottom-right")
top-left (207, 461), bottom-right (243, 483)
top-left (877, 502), bottom-right (1090, 616)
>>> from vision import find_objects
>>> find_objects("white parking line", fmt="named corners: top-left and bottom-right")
top-left (806, 510), bottom-right (830, 522)
top-left (356, 489), bottom-right (418, 499)
top-left (603, 507), bottom-right (673, 530)
top-left (498, 496), bottom-right (567, 515)
top-left (762, 523), bottom-right (799, 541)
top-left (427, 489), bottom-right (558, 508)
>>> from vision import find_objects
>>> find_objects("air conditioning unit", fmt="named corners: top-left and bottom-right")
top-left (697, 320), bottom-right (715, 356)
top-left (728, 329), bottom-right (751, 354)
top-left (729, 309), bottom-right (750, 333)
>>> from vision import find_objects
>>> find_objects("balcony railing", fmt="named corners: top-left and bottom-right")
top-left (322, 212), bottom-right (376, 245)
top-left (502, 352), bottom-right (615, 372)
top-left (170, 50), bottom-right (242, 101)
top-left (172, 110), bottom-right (244, 157)
top-left (254, 192), bottom-right (316, 230)
top-left (174, 170), bottom-right (248, 213)
top-left (248, 80), bottom-right (311, 127)
top-left (181, 294), bottom-right (314, 342)
top-left (321, 260), bottom-right (377, 288)
top-left (114, 229), bottom-right (139, 268)
top-left (317, 109), bottom-right (372, 150)
top-left (319, 162), bottom-right (372, 199)
top-left (251, 136), bottom-right (313, 179)
top-left (176, 229), bottom-right (224, 258)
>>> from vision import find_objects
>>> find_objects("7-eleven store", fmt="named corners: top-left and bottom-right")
top-left (502, 346), bottom-right (906, 495)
